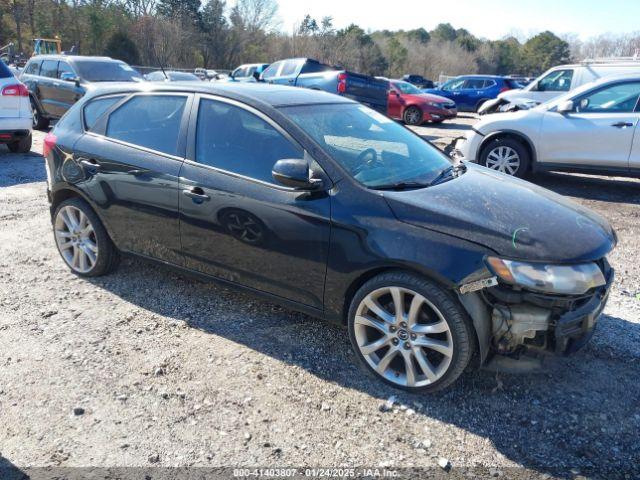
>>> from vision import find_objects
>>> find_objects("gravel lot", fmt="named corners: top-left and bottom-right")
top-left (1, 120), bottom-right (639, 479)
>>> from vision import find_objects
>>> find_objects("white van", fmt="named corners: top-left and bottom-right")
top-left (480, 58), bottom-right (640, 114)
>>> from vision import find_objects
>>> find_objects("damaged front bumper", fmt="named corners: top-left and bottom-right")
top-left (461, 258), bottom-right (614, 370)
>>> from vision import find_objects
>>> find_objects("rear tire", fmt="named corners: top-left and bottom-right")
top-left (53, 197), bottom-right (119, 277)
top-left (7, 133), bottom-right (32, 153)
top-left (347, 271), bottom-right (474, 393)
top-left (403, 106), bottom-right (423, 126)
top-left (31, 98), bottom-right (50, 130)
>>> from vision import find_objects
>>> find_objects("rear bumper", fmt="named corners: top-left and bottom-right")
top-left (0, 117), bottom-right (31, 137)
top-left (0, 128), bottom-right (31, 144)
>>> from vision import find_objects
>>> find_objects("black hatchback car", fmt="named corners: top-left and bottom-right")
top-left (20, 55), bottom-right (144, 130)
top-left (44, 82), bottom-right (615, 392)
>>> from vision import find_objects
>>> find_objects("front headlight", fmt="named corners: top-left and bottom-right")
top-left (427, 102), bottom-right (443, 108)
top-left (486, 257), bottom-right (606, 295)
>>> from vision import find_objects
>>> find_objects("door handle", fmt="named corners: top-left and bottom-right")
top-left (182, 187), bottom-right (210, 202)
top-left (611, 121), bottom-right (634, 128)
top-left (79, 159), bottom-right (100, 174)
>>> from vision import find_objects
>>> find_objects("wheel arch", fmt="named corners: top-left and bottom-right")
top-left (341, 265), bottom-right (484, 368)
top-left (49, 185), bottom-right (118, 245)
top-left (479, 130), bottom-right (537, 166)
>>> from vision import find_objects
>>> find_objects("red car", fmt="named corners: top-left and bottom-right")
top-left (387, 80), bottom-right (457, 126)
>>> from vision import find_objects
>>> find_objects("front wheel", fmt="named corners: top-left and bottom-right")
top-left (403, 106), bottom-right (423, 126)
top-left (348, 272), bottom-right (474, 392)
top-left (53, 198), bottom-right (119, 277)
top-left (479, 137), bottom-right (530, 178)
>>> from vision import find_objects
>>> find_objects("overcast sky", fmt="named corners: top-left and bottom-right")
top-left (275, 0), bottom-right (640, 40)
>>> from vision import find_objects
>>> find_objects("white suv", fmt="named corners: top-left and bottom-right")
top-left (480, 60), bottom-right (640, 114)
top-left (455, 74), bottom-right (640, 178)
top-left (0, 61), bottom-right (32, 153)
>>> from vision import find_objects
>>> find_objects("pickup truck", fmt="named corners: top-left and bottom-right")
top-left (260, 58), bottom-right (389, 114)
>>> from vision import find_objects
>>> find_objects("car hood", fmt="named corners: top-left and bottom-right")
top-left (383, 164), bottom-right (615, 263)
top-left (402, 93), bottom-right (452, 104)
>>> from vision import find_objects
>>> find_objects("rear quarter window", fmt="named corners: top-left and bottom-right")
top-left (84, 96), bottom-right (124, 131)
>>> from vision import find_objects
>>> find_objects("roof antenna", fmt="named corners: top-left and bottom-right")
top-left (152, 48), bottom-right (168, 80)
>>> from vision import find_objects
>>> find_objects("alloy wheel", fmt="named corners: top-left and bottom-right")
top-left (404, 108), bottom-right (422, 125)
top-left (54, 206), bottom-right (99, 274)
top-left (485, 146), bottom-right (521, 175)
top-left (354, 286), bottom-right (453, 388)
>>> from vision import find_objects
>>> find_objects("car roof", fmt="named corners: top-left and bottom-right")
top-left (456, 74), bottom-right (505, 79)
top-left (84, 82), bottom-right (356, 108)
top-left (29, 55), bottom-right (120, 63)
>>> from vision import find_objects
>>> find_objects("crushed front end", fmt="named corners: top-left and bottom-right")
top-left (460, 257), bottom-right (614, 370)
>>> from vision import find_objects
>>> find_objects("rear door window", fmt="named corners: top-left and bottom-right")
top-left (40, 60), bottom-right (58, 78)
top-left (105, 94), bottom-right (188, 156)
top-left (195, 98), bottom-right (302, 184)
top-left (463, 79), bottom-right (486, 89)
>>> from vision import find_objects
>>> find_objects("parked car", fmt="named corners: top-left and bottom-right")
top-left (228, 63), bottom-right (269, 82)
top-left (45, 82), bottom-right (615, 392)
top-left (387, 79), bottom-right (457, 125)
top-left (20, 55), bottom-right (144, 129)
top-left (454, 74), bottom-right (640, 178)
top-left (401, 74), bottom-right (434, 89)
top-left (194, 68), bottom-right (219, 80)
top-left (0, 60), bottom-right (32, 152)
top-left (480, 60), bottom-right (640, 115)
top-left (260, 58), bottom-right (389, 114)
top-left (423, 75), bottom-right (521, 112)
top-left (146, 70), bottom-right (201, 82)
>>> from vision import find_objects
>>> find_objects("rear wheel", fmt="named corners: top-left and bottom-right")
top-left (7, 133), bottom-right (32, 153)
top-left (348, 272), bottom-right (474, 392)
top-left (30, 98), bottom-right (50, 130)
top-left (479, 137), bottom-right (530, 178)
top-left (403, 106), bottom-right (423, 126)
top-left (53, 198), bottom-right (119, 277)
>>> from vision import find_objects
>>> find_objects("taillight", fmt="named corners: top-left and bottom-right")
top-left (1, 83), bottom-right (29, 97)
top-left (499, 86), bottom-right (511, 93)
top-left (337, 73), bottom-right (347, 94)
top-left (43, 132), bottom-right (57, 158)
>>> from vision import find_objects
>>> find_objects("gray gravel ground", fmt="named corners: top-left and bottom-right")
top-left (1, 123), bottom-right (639, 479)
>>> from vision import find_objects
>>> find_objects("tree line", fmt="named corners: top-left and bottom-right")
top-left (1, 0), bottom-right (639, 79)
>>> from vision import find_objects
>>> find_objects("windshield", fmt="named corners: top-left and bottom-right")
top-left (393, 81), bottom-right (421, 94)
top-left (168, 72), bottom-right (199, 81)
top-left (281, 103), bottom-right (452, 188)
top-left (75, 61), bottom-right (144, 82)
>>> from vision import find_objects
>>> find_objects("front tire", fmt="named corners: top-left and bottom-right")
top-left (7, 133), bottom-right (32, 153)
top-left (403, 106), bottom-right (423, 126)
top-left (53, 198), bottom-right (119, 277)
top-left (347, 272), bottom-right (474, 393)
top-left (479, 137), bottom-right (530, 178)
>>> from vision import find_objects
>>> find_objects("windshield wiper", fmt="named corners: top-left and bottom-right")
top-left (370, 181), bottom-right (431, 191)
top-left (427, 163), bottom-right (466, 187)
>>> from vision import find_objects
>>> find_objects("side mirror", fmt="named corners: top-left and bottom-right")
top-left (272, 159), bottom-right (322, 190)
top-left (253, 71), bottom-right (262, 81)
top-left (61, 72), bottom-right (80, 85)
top-left (557, 100), bottom-right (574, 114)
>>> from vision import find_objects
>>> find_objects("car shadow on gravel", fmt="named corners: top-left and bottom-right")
top-left (87, 258), bottom-right (640, 478)
top-left (0, 456), bottom-right (26, 480)
top-left (0, 150), bottom-right (46, 187)
top-left (531, 171), bottom-right (640, 205)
